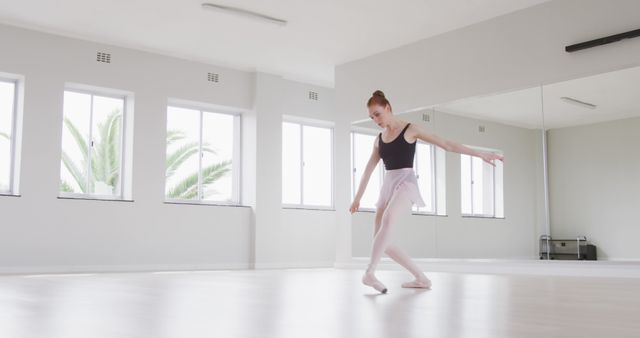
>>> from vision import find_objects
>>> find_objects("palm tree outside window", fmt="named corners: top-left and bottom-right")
top-left (59, 90), bottom-right (126, 198)
top-left (165, 105), bottom-right (238, 204)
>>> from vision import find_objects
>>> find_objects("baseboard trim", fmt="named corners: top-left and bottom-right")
top-left (254, 261), bottom-right (335, 269)
top-left (0, 263), bottom-right (251, 276)
top-left (334, 258), bottom-right (640, 278)
top-left (4, 259), bottom-right (639, 278)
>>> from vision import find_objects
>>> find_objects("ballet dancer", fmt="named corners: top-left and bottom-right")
top-left (350, 90), bottom-right (503, 293)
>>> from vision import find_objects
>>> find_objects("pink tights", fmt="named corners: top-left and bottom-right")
top-left (362, 184), bottom-right (432, 293)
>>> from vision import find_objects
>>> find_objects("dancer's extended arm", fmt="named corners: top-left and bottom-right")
top-left (408, 124), bottom-right (504, 166)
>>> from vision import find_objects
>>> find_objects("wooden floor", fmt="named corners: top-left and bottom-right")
top-left (1, 268), bottom-right (639, 338)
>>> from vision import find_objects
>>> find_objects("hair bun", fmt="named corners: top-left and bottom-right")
top-left (367, 89), bottom-right (391, 109)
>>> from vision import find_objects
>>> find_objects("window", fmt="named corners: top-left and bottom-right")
top-left (0, 78), bottom-right (17, 194)
top-left (165, 105), bottom-right (240, 204)
top-left (461, 149), bottom-right (504, 218)
top-left (350, 131), bottom-right (383, 210)
top-left (282, 119), bottom-right (333, 208)
top-left (60, 89), bottom-right (129, 199)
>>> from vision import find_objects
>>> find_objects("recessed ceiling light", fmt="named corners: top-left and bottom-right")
top-left (201, 3), bottom-right (287, 26)
top-left (560, 96), bottom-right (597, 109)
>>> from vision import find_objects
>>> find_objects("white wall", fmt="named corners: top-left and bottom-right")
top-left (0, 23), bottom-right (336, 273)
top-left (351, 110), bottom-right (543, 259)
top-left (335, 0), bottom-right (640, 263)
top-left (548, 117), bottom-right (640, 260)
top-left (252, 73), bottom-right (337, 268)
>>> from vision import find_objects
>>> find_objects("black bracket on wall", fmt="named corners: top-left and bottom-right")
top-left (565, 28), bottom-right (640, 52)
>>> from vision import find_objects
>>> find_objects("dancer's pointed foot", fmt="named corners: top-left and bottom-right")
top-left (362, 272), bottom-right (388, 294)
top-left (401, 277), bottom-right (432, 289)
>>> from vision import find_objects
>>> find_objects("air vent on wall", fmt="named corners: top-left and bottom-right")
top-left (207, 72), bottom-right (220, 83)
top-left (478, 125), bottom-right (486, 133)
top-left (308, 91), bottom-right (318, 101)
top-left (96, 52), bottom-right (111, 63)
top-left (422, 113), bottom-right (430, 122)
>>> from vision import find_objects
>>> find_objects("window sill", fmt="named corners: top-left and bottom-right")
top-left (353, 210), bottom-right (448, 217)
top-left (57, 196), bottom-right (133, 202)
top-left (411, 213), bottom-right (448, 217)
top-left (353, 209), bottom-right (376, 213)
top-left (461, 215), bottom-right (505, 219)
top-left (164, 200), bottom-right (250, 208)
top-left (0, 193), bottom-right (21, 198)
top-left (282, 206), bottom-right (335, 212)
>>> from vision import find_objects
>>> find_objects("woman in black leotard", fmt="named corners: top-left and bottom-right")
top-left (350, 90), bottom-right (503, 293)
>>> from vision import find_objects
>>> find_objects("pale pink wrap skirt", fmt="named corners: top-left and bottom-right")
top-left (375, 168), bottom-right (426, 209)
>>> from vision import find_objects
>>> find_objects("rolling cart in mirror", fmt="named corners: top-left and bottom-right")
top-left (539, 235), bottom-right (597, 260)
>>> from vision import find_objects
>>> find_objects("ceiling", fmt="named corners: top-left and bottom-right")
top-left (0, 0), bottom-right (549, 87)
top-left (437, 65), bottom-right (640, 130)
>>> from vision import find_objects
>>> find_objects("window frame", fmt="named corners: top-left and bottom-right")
top-left (59, 87), bottom-right (128, 201)
top-left (0, 77), bottom-right (18, 195)
top-left (412, 141), bottom-right (438, 215)
top-left (282, 117), bottom-right (334, 210)
top-left (164, 102), bottom-right (242, 206)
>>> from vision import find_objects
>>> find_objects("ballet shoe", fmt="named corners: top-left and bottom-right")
top-left (362, 272), bottom-right (388, 294)
top-left (401, 277), bottom-right (432, 289)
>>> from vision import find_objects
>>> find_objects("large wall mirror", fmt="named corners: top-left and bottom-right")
top-left (351, 65), bottom-right (640, 261)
